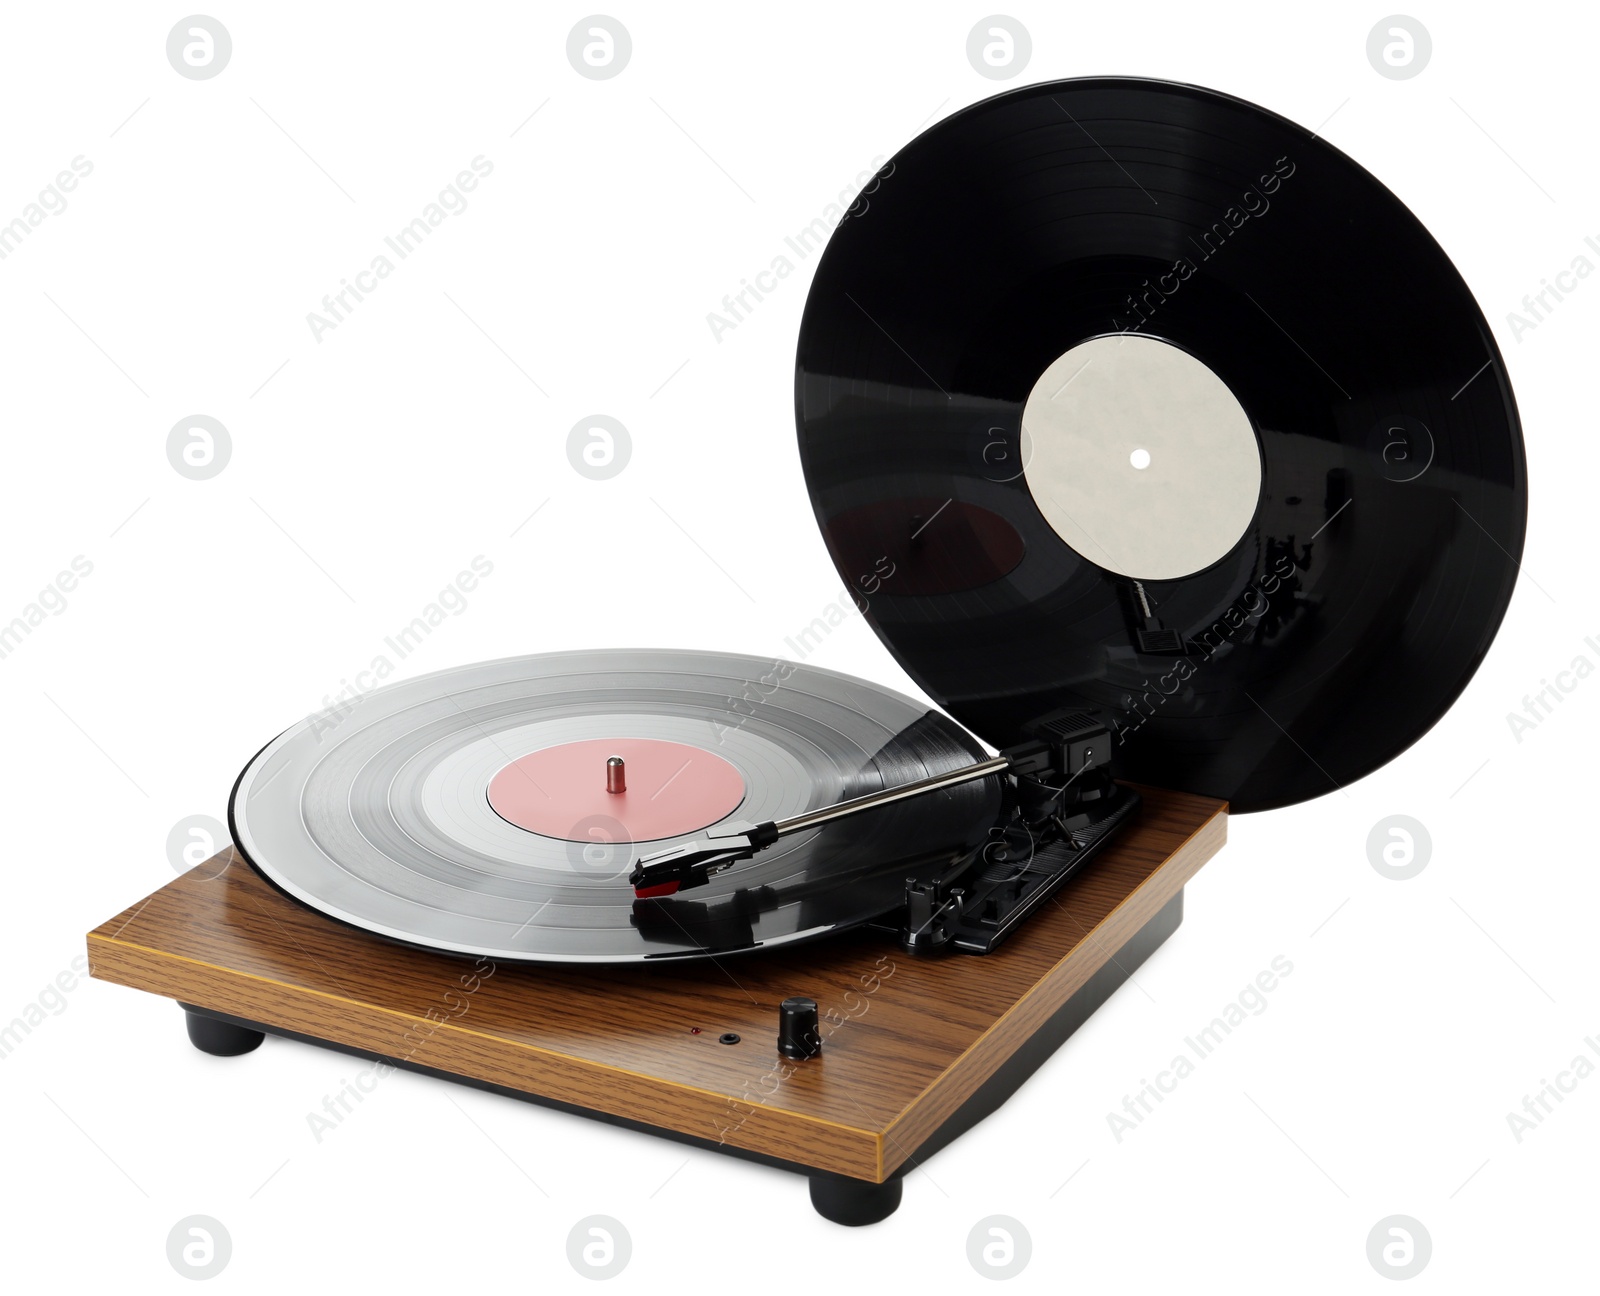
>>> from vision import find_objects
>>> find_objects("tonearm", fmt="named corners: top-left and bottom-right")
top-left (629, 713), bottom-right (1138, 910)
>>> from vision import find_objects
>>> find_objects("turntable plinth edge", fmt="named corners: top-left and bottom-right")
top-left (87, 785), bottom-right (1224, 1189)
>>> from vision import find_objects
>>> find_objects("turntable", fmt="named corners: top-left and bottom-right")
top-left (87, 77), bottom-right (1524, 1224)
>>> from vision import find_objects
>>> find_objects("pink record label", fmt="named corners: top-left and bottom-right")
top-left (486, 737), bottom-right (746, 843)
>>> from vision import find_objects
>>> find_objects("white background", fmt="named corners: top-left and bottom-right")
top-left (1, 2), bottom-right (1595, 1289)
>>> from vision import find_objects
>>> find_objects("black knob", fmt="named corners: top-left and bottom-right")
top-left (777, 996), bottom-right (821, 1059)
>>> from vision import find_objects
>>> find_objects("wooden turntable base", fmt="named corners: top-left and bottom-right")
top-left (87, 785), bottom-right (1225, 1223)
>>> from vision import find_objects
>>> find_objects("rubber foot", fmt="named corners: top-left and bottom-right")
top-left (808, 1172), bottom-right (903, 1225)
top-left (183, 1008), bottom-right (264, 1057)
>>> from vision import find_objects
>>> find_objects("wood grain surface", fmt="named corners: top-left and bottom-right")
top-left (88, 785), bottom-right (1225, 1181)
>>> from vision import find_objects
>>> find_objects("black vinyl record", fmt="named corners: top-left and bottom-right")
top-left (229, 650), bottom-right (999, 962)
top-left (796, 77), bottom-right (1526, 812)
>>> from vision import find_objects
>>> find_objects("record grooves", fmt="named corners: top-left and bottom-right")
top-left (796, 76), bottom-right (1525, 811)
top-left (228, 650), bottom-right (999, 963)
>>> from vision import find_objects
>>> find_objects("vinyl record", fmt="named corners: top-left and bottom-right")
top-left (229, 649), bottom-right (999, 962)
top-left (796, 77), bottom-right (1526, 811)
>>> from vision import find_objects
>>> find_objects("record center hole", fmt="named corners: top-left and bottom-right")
top-left (1130, 448), bottom-right (1152, 470)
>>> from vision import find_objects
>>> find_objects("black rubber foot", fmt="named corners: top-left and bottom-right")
top-left (182, 1007), bottom-right (264, 1057)
top-left (808, 1172), bottom-right (903, 1225)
